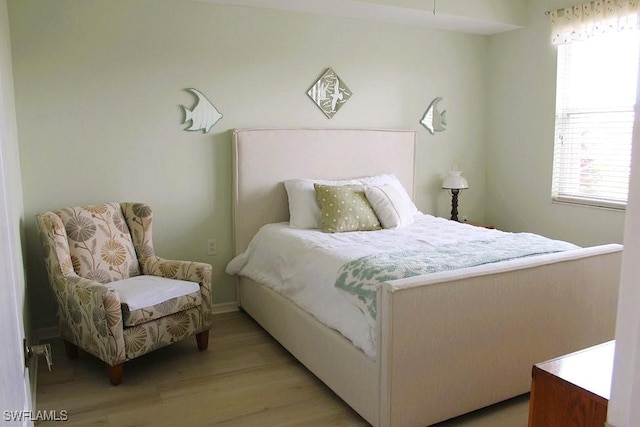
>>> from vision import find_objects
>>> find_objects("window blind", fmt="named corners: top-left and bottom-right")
top-left (551, 30), bottom-right (639, 209)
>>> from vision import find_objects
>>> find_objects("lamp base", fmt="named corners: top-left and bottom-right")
top-left (450, 189), bottom-right (460, 222)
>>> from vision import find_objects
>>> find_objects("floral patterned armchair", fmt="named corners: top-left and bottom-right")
top-left (36, 202), bottom-right (213, 385)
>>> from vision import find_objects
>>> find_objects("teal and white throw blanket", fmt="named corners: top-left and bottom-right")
top-left (335, 232), bottom-right (579, 327)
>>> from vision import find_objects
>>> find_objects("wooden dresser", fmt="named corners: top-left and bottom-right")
top-left (528, 340), bottom-right (614, 427)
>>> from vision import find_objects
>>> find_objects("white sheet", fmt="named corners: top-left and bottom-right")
top-left (226, 214), bottom-right (579, 359)
top-left (108, 275), bottom-right (200, 310)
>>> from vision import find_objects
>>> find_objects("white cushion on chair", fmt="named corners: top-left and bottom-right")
top-left (109, 275), bottom-right (200, 310)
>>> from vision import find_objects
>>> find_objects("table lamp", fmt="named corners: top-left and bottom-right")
top-left (442, 168), bottom-right (469, 221)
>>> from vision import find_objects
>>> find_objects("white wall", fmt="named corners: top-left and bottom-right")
top-left (0, 0), bottom-right (32, 416)
top-left (487, 4), bottom-right (636, 422)
top-left (8, 0), bottom-right (490, 329)
top-left (486, 0), bottom-right (626, 246)
top-left (608, 37), bottom-right (640, 427)
top-left (1, 0), bottom-right (25, 325)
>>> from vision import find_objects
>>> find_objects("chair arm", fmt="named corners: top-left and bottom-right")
top-left (143, 256), bottom-right (213, 310)
top-left (56, 275), bottom-right (126, 366)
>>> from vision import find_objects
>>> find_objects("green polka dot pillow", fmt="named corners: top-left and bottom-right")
top-left (314, 184), bottom-right (381, 233)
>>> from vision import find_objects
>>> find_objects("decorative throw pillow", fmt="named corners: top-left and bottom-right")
top-left (284, 178), bottom-right (356, 229)
top-left (55, 202), bottom-right (140, 283)
top-left (365, 184), bottom-right (415, 229)
top-left (284, 174), bottom-right (417, 229)
top-left (314, 184), bottom-right (382, 233)
top-left (358, 174), bottom-right (419, 215)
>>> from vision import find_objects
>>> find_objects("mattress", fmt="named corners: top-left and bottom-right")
top-left (226, 214), bottom-right (579, 359)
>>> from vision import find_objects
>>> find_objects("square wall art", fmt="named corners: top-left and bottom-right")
top-left (307, 68), bottom-right (352, 119)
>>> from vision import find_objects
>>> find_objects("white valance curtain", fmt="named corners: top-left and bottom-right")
top-left (549, 0), bottom-right (640, 44)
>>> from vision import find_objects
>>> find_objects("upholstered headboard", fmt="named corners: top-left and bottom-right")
top-left (231, 128), bottom-right (416, 255)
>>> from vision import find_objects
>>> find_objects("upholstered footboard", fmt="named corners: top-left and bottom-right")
top-left (378, 244), bottom-right (622, 427)
top-left (238, 244), bottom-right (621, 427)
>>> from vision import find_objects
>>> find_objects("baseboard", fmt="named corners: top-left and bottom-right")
top-left (211, 301), bottom-right (239, 314)
top-left (34, 326), bottom-right (59, 342)
top-left (33, 302), bottom-right (239, 340)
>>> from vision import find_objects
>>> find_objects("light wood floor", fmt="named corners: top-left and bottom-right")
top-left (35, 311), bottom-right (530, 426)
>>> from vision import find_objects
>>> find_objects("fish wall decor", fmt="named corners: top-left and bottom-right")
top-left (421, 97), bottom-right (447, 135)
top-left (181, 88), bottom-right (223, 133)
top-left (307, 68), bottom-right (352, 119)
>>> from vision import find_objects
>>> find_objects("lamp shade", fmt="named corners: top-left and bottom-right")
top-left (442, 170), bottom-right (469, 190)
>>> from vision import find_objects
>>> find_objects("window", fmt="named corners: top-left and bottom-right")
top-left (551, 30), bottom-right (639, 209)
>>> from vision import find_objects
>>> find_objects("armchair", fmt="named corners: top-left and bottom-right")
top-left (35, 202), bottom-right (213, 385)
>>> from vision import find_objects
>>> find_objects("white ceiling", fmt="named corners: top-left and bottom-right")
top-left (195, 0), bottom-right (523, 35)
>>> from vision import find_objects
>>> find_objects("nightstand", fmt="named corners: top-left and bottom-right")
top-left (463, 220), bottom-right (495, 229)
top-left (528, 341), bottom-right (614, 427)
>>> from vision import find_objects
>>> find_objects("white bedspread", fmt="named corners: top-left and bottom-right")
top-left (226, 214), bottom-right (579, 359)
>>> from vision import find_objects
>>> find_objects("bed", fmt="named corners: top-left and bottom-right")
top-left (227, 128), bottom-right (622, 427)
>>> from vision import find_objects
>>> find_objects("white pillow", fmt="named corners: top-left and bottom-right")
top-left (284, 177), bottom-right (358, 229)
top-left (284, 174), bottom-right (417, 229)
top-left (358, 174), bottom-right (418, 215)
top-left (365, 184), bottom-right (415, 229)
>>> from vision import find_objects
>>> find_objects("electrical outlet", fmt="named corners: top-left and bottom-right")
top-left (206, 239), bottom-right (217, 256)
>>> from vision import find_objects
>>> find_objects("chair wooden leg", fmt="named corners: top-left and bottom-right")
top-left (196, 330), bottom-right (209, 350)
top-left (108, 363), bottom-right (124, 386)
top-left (63, 340), bottom-right (78, 359)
